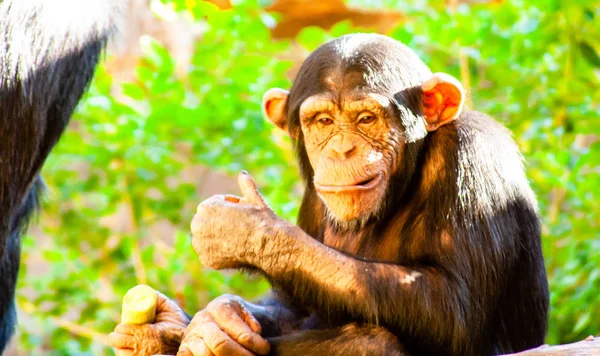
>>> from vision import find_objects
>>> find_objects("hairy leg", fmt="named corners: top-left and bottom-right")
top-left (267, 323), bottom-right (408, 356)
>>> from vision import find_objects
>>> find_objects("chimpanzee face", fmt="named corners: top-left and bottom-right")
top-left (262, 34), bottom-right (464, 225)
top-left (297, 82), bottom-right (403, 222)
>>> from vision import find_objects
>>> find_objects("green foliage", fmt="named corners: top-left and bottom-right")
top-left (15, 0), bottom-right (599, 353)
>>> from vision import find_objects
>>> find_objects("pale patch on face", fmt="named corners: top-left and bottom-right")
top-left (400, 271), bottom-right (422, 285)
top-left (366, 150), bottom-right (383, 164)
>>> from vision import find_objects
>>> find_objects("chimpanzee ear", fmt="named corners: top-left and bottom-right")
top-left (262, 88), bottom-right (289, 133)
top-left (421, 73), bottom-right (465, 131)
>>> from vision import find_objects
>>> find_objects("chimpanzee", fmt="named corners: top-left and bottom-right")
top-left (0, 0), bottom-right (119, 351)
top-left (108, 33), bottom-right (549, 356)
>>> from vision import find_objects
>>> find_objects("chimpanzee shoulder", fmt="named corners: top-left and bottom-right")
top-left (423, 110), bottom-right (541, 247)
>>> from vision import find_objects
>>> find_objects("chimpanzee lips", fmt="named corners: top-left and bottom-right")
top-left (314, 173), bottom-right (383, 193)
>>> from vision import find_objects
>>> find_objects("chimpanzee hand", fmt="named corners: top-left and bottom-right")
top-left (190, 171), bottom-right (288, 270)
top-left (108, 291), bottom-right (190, 356)
top-left (177, 294), bottom-right (270, 356)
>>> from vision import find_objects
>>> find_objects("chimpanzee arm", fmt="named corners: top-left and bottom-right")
top-left (191, 173), bottom-right (497, 353)
top-left (253, 223), bottom-right (473, 351)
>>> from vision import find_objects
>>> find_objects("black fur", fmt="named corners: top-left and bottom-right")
top-left (257, 34), bottom-right (549, 355)
top-left (0, 0), bottom-right (118, 350)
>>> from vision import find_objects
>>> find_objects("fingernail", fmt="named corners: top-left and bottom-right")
top-left (241, 170), bottom-right (248, 175)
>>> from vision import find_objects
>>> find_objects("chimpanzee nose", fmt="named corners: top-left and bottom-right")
top-left (328, 134), bottom-right (356, 159)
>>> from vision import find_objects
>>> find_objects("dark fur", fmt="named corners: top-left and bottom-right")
top-left (260, 34), bottom-right (549, 355)
top-left (0, 1), bottom-right (117, 350)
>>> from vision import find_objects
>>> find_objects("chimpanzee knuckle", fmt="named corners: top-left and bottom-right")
top-left (191, 220), bottom-right (214, 242)
top-left (198, 201), bottom-right (222, 217)
top-left (191, 238), bottom-right (205, 257)
top-left (195, 212), bottom-right (213, 228)
top-left (196, 246), bottom-right (213, 261)
top-left (204, 194), bottom-right (227, 207)
top-left (114, 322), bottom-right (135, 335)
top-left (192, 310), bottom-right (212, 325)
top-left (210, 300), bottom-right (231, 316)
top-left (190, 214), bottom-right (203, 234)
top-left (193, 309), bottom-right (206, 318)
top-left (197, 253), bottom-right (214, 267)
top-left (154, 290), bottom-right (174, 311)
top-left (212, 338), bottom-right (238, 355)
top-left (236, 332), bottom-right (254, 347)
top-left (176, 347), bottom-right (194, 356)
top-left (211, 294), bottom-right (240, 309)
top-left (201, 255), bottom-right (225, 270)
top-left (196, 202), bottom-right (209, 214)
top-left (181, 332), bottom-right (203, 348)
top-left (216, 293), bottom-right (235, 301)
top-left (108, 331), bottom-right (133, 350)
top-left (181, 339), bottom-right (213, 356)
top-left (115, 349), bottom-right (133, 356)
top-left (199, 257), bottom-right (214, 269)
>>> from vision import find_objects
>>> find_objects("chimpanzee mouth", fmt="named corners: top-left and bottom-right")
top-left (315, 173), bottom-right (383, 193)
top-left (356, 177), bottom-right (375, 186)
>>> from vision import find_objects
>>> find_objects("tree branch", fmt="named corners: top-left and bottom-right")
top-left (501, 336), bottom-right (600, 356)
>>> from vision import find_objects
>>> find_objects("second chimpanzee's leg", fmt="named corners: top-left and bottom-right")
top-left (267, 323), bottom-right (408, 356)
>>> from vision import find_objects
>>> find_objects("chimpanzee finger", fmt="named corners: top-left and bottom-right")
top-left (177, 347), bottom-right (192, 356)
top-left (196, 195), bottom-right (227, 210)
top-left (195, 320), bottom-right (254, 356)
top-left (223, 300), bottom-right (260, 333)
top-left (155, 290), bottom-right (186, 318)
top-left (238, 171), bottom-right (267, 208)
top-left (114, 349), bottom-right (134, 356)
top-left (241, 307), bottom-right (262, 334)
top-left (114, 323), bottom-right (139, 335)
top-left (177, 341), bottom-right (214, 356)
top-left (108, 331), bottom-right (135, 349)
top-left (209, 304), bottom-right (270, 355)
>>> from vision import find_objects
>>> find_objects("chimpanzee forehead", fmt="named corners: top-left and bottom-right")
top-left (289, 34), bottom-right (432, 108)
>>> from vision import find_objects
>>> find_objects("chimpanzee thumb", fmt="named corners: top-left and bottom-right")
top-left (238, 171), bottom-right (267, 208)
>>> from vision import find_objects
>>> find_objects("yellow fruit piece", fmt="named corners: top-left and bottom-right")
top-left (121, 285), bottom-right (157, 325)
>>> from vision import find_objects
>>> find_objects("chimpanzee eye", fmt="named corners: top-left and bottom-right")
top-left (317, 116), bottom-right (334, 126)
top-left (358, 114), bottom-right (376, 125)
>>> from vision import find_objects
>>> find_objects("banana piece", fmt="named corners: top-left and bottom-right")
top-left (121, 284), bottom-right (157, 324)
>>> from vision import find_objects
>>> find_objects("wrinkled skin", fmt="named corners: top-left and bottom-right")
top-left (177, 295), bottom-right (270, 356)
top-left (108, 175), bottom-right (291, 356)
top-left (189, 172), bottom-right (289, 272)
top-left (158, 172), bottom-right (288, 356)
top-left (299, 92), bottom-right (400, 222)
top-left (108, 292), bottom-right (190, 356)
top-left (178, 172), bottom-right (305, 355)
top-left (262, 73), bottom-right (463, 226)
